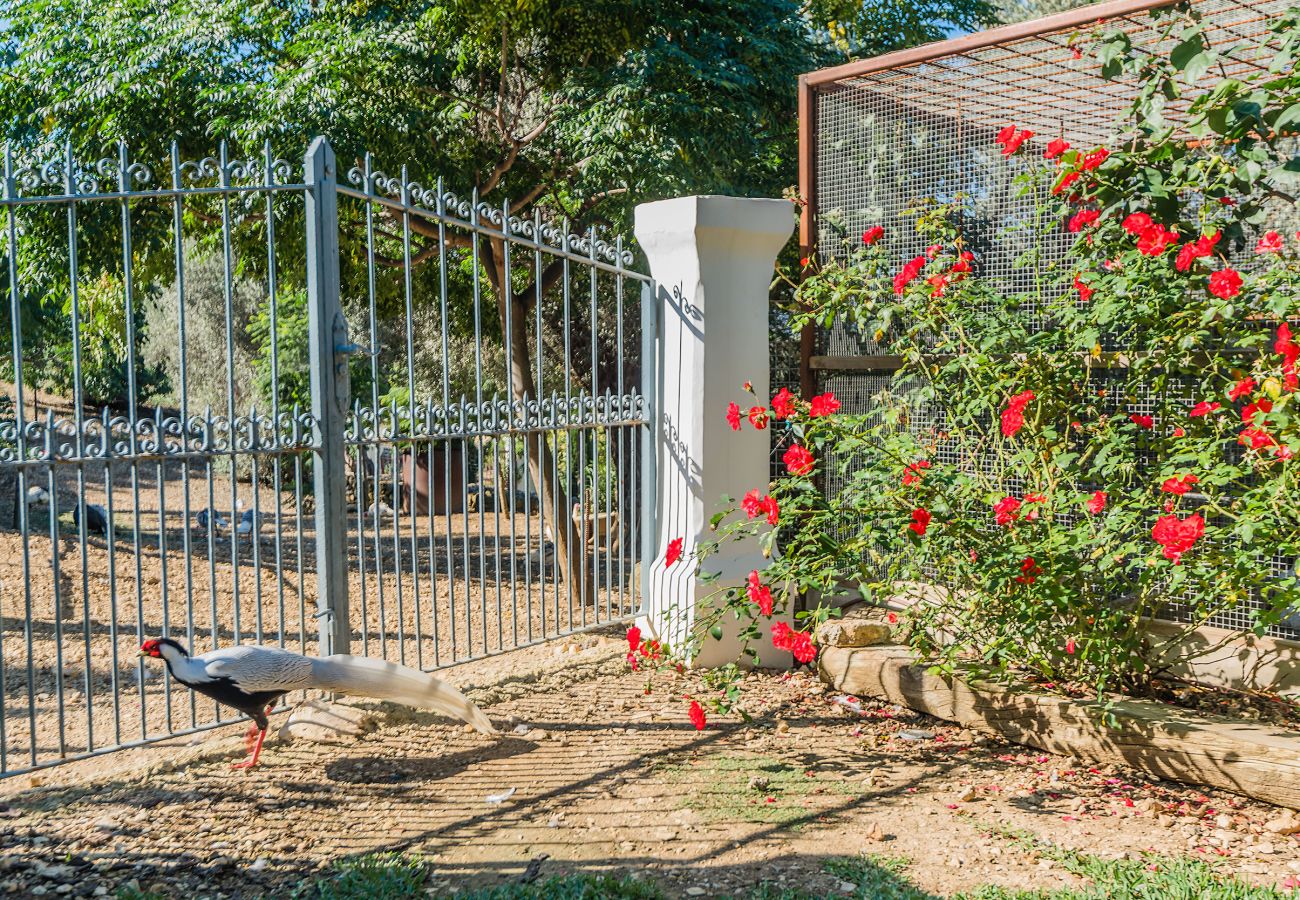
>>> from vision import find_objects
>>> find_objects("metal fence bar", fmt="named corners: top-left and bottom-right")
top-left (303, 137), bottom-right (350, 657)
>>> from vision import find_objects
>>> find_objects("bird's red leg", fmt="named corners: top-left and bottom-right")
top-left (231, 728), bottom-right (266, 770)
top-left (232, 706), bottom-right (275, 770)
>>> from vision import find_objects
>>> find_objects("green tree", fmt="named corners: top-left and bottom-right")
top-left (0, 0), bottom-right (995, 595)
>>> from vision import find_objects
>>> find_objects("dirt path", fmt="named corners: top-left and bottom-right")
top-left (2, 635), bottom-right (1299, 898)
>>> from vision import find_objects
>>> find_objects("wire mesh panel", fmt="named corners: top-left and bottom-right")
top-left (802, 0), bottom-right (1299, 639)
top-left (0, 138), bottom-right (652, 778)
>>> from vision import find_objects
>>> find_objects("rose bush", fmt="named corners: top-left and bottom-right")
top-left (639, 2), bottom-right (1300, 723)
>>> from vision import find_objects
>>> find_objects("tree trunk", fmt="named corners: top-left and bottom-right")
top-left (487, 238), bottom-right (592, 607)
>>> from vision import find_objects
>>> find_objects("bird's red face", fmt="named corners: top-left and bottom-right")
top-left (139, 639), bottom-right (163, 658)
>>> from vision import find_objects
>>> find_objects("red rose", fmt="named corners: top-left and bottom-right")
top-left (1276, 323), bottom-right (1299, 391)
top-left (626, 625), bottom-right (642, 654)
top-left (908, 508), bottom-right (931, 536)
top-left (1044, 138), bottom-right (1070, 160)
top-left (1242, 397), bottom-right (1273, 425)
top-left (1151, 513), bottom-right (1205, 564)
top-left (1053, 170), bottom-right (1082, 195)
top-left (771, 621), bottom-right (818, 664)
top-left (1208, 268), bottom-right (1242, 299)
top-left (1175, 231), bottom-right (1221, 272)
top-left (996, 125), bottom-right (1034, 155)
top-left (771, 387), bottom-right (796, 420)
top-left (1239, 426), bottom-right (1275, 451)
top-left (1080, 147), bottom-right (1109, 171)
top-left (1121, 212), bottom-right (1153, 235)
top-left (1086, 490), bottom-right (1107, 515)
top-left (782, 443), bottom-right (815, 476)
top-left (1015, 556), bottom-right (1042, 584)
top-left (1228, 377), bottom-right (1256, 401)
top-left (993, 496), bottom-right (1022, 527)
top-left (748, 406), bottom-right (769, 429)
top-left (688, 700), bottom-right (707, 730)
top-left (1160, 474), bottom-right (1199, 495)
top-left (902, 459), bottom-right (931, 487)
top-left (1000, 390), bottom-right (1035, 438)
top-left (746, 570), bottom-right (774, 617)
top-left (1067, 208), bottom-right (1100, 233)
top-left (927, 273), bottom-right (950, 297)
top-left (1129, 413), bottom-right (1154, 429)
top-left (665, 537), bottom-right (684, 567)
top-left (1256, 231), bottom-right (1283, 254)
top-left (1073, 274), bottom-right (1093, 302)
top-left (1136, 224), bottom-right (1178, 256)
top-left (742, 490), bottom-right (779, 526)
top-left (1188, 401), bottom-right (1220, 417)
top-left (726, 401), bottom-right (742, 431)
top-left (893, 255), bottom-right (927, 295)
top-left (809, 392), bottom-right (841, 417)
top-left (1066, 638), bottom-right (1076, 655)
top-left (862, 225), bottom-right (884, 245)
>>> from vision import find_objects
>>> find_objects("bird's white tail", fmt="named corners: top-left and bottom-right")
top-left (309, 655), bottom-right (495, 734)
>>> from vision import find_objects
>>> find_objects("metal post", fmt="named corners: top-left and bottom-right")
top-left (304, 137), bottom-right (351, 656)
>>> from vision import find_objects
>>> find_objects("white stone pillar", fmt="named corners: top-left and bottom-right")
top-left (634, 195), bottom-right (795, 668)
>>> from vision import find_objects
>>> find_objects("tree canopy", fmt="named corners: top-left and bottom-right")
top-left (0, 0), bottom-right (994, 229)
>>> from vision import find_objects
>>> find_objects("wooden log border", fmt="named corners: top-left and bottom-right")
top-left (819, 644), bottom-right (1300, 811)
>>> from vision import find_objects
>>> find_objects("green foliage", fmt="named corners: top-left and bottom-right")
top-left (295, 852), bottom-right (431, 900)
top-left (1, 0), bottom-right (995, 414)
top-left (248, 289), bottom-right (313, 416)
top-left (443, 874), bottom-right (666, 899)
top-left (809, 0), bottom-right (993, 58)
top-left (680, 2), bottom-right (1300, 703)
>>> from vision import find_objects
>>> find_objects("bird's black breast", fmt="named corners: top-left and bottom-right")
top-left (176, 675), bottom-right (285, 729)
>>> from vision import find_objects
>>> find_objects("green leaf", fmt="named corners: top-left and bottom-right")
top-left (1273, 103), bottom-right (1300, 133)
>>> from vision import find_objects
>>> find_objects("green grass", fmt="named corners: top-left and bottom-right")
top-left (288, 840), bottom-right (1300, 900)
top-left (292, 852), bottom-right (430, 899)
top-left (657, 754), bottom-right (859, 827)
top-left (442, 874), bottom-right (666, 899)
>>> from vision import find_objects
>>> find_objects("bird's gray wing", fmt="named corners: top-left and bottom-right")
top-left (195, 645), bottom-right (315, 693)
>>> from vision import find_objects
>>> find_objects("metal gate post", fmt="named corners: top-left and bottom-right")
top-left (304, 137), bottom-right (351, 657)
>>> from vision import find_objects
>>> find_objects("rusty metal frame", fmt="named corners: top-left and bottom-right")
top-left (795, 0), bottom-right (1184, 380)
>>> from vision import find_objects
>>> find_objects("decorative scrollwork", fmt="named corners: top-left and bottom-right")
top-left (0, 407), bottom-right (321, 466)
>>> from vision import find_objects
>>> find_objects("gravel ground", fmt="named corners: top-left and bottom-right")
top-left (2, 634), bottom-right (1299, 898)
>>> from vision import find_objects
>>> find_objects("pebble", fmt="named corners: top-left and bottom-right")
top-left (838, 881), bottom-right (857, 892)
top-left (898, 729), bottom-right (935, 741)
top-left (686, 889), bottom-right (706, 896)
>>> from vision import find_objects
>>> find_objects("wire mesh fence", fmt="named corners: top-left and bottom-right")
top-left (800, 0), bottom-right (1300, 639)
top-left (0, 137), bottom-right (652, 777)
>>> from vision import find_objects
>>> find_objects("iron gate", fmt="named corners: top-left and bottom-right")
top-left (0, 137), bottom-right (654, 777)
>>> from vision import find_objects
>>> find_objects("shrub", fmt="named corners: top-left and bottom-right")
top-left (646, 2), bottom-right (1300, 716)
